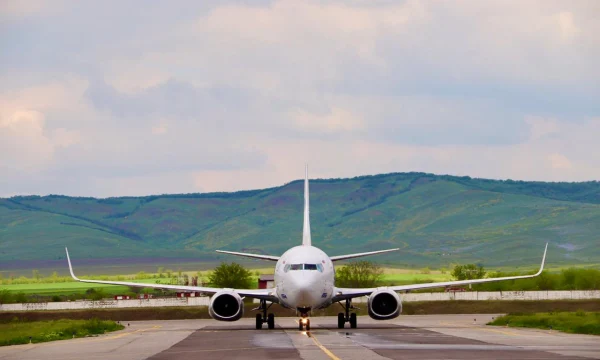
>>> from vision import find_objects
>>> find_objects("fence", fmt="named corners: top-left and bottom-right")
top-left (1, 291), bottom-right (599, 311)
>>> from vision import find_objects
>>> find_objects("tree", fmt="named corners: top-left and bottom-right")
top-left (451, 264), bottom-right (486, 280)
top-left (207, 262), bottom-right (253, 289)
top-left (335, 261), bottom-right (383, 288)
top-left (85, 288), bottom-right (106, 301)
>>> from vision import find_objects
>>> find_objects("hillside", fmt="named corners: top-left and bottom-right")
top-left (1, 172), bottom-right (600, 270)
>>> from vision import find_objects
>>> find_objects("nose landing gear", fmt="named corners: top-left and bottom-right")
top-left (337, 299), bottom-right (358, 329)
top-left (299, 314), bottom-right (310, 331)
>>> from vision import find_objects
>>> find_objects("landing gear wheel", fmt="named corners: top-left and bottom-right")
top-left (305, 319), bottom-right (311, 331)
top-left (298, 320), bottom-right (303, 331)
top-left (350, 313), bottom-right (357, 329)
top-left (255, 314), bottom-right (263, 330)
top-left (337, 313), bottom-right (345, 329)
top-left (267, 313), bottom-right (275, 329)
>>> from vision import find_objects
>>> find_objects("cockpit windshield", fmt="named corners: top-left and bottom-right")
top-left (284, 263), bottom-right (324, 272)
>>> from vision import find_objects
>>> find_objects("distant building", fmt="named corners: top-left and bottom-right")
top-left (258, 274), bottom-right (275, 289)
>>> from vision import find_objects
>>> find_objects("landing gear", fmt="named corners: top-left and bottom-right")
top-left (350, 312), bottom-right (357, 329)
top-left (337, 299), bottom-right (358, 329)
top-left (256, 313), bottom-right (263, 329)
top-left (299, 314), bottom-right (310, 331)
top-left (267, 313), bottom-right (275, 329)
top-left (254, 299), bottom-right (275, 330)
top-left (337, 313), bottom-right (345, 328)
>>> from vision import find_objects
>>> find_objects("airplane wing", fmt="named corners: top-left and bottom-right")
top-left (65, 248), bottom-right (276, 300)
top-left (215, 250), bottom-right (280, 261)
top-left (329, 248), bottom-right (400, 262)
top-left (332, 243), bottom-right (548, 301)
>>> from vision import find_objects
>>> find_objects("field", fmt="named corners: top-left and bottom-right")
top-left (489, 312), bottom-right (600, 335)
top-left (0, 319), bottom-right (124, 346)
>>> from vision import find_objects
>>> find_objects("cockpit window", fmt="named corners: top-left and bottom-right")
top-left (284, 264), bottom-right (323, 272)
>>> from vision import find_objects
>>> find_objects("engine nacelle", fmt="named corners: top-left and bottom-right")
top-left (208, 290), bottom-right (244, 321)
top-left (367, 288), bottom-right (402, 320)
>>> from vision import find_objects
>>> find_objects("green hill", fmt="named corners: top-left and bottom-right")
top-left (1, 172), bottom-right (600, 270)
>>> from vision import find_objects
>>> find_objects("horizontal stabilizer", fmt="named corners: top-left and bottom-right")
top-left (330, 248), bottom-right (399, 262)
top-left (215, 250), bottom-right (280, 261)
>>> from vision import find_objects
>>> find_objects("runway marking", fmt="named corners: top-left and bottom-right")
top-left (306, 332), bottom-right (341, 360)
top-left (293, 319), bottom-right (341, 360)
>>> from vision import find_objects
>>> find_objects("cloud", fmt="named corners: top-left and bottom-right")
top-left (548, 153), bottom-right (572, 169)
top-left (291, 107), bottom-right (365, 134)
top-left (0, 1), bottom-right (599, 197)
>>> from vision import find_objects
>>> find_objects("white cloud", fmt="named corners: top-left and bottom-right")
top-left (0, 110), bottom-right (54, 171)
top-left (291, 107), bottom-right (365, 133)
top-left (525, 116), bottom-right (560, 141)
top-left (151, 124), bottom-right (168, 135)
top-left (548, 153), bottom-right (572, 169)
top-left (51, 128), bottom-right (82, 148)
top-left (557, 11), bottom-right (580, 40)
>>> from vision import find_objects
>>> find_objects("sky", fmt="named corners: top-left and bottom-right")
top-left (1, 0), bottom-right (599, 197)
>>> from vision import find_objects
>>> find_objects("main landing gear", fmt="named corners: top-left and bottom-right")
top-left (255, 299), bottom-right (275, 329)
top-left (337, 299), bottom-right (357, 329)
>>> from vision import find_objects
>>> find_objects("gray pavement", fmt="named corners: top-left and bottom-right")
top-left (0, 315), bottom-right (598, 360)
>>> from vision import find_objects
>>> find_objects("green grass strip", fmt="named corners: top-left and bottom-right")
top-left (489, 312), bottom-right (600, 335)
top-left (0, 318), bottom-right (124, 346)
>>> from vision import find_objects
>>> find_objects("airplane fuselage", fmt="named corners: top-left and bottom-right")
top-left (274, 245), bottom-right (335, 312)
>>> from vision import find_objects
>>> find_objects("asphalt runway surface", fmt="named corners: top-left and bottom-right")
top-left (1, 315), bottom-right (599, 360)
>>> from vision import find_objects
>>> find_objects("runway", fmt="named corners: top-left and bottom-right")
top-left (1, 315), bottom-right (598, 360)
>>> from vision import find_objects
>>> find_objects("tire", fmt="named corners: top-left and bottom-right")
top-left (306, 319), bottom-right (310, 331)
top-left (350, 313), bottom-right (357, 329)
top-left (255, 314), bottom-right (263, 330)
top-left (337, 313), bottom-right (345, 329)
top-left (298, 320), bottom-right (303, 331)
top-left (267, 313), bottom-right (275, 329)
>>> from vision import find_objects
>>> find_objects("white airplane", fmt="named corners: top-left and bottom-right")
top-left (65, 166), bottom-right (548, 331)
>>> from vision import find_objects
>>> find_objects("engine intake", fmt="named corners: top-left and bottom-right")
top-left (367, 288), bottom-right (402, 320)
top-left (208, 290), bottom-right (244, 321)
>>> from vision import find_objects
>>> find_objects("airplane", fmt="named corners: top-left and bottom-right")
top-left (65, 165), bottom-right (548, 331)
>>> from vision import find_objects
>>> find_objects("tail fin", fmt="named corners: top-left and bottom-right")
top-left (302, 164), bottom-right (311, 246)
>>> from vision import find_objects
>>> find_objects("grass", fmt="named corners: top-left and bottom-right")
top-left (0, 318), bottom-right (124, 346)
top-left (488, 312), bottom-right (600, 335)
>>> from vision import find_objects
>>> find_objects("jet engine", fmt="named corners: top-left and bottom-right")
top-left (208, 290), bottom-right (244, 321)
top-left (367, 288), bottom-right (402, 320)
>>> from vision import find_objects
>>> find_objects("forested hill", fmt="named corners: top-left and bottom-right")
top-left (1, 172), bottom-right (600, 267)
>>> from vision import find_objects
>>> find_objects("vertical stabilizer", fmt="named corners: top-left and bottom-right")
top-left (302, 164), bottom-right (311, 246)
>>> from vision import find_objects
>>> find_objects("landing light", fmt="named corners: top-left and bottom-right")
top-left (301, 318), bottom-right (308, 324)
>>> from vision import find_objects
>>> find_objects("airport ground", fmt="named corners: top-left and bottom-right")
top-left (0, 315), bottom-right (599, 360)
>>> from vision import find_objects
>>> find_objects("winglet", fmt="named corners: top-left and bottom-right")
top-left (65, 247), bottom-right (80, 281)
top-left (535, 242), bottom-right (548, 276)
top-left (302, 164), bottom-right (311, 246)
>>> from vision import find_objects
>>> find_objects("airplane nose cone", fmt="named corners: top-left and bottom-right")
top-left (288, 273), bottom-right (322, 307)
